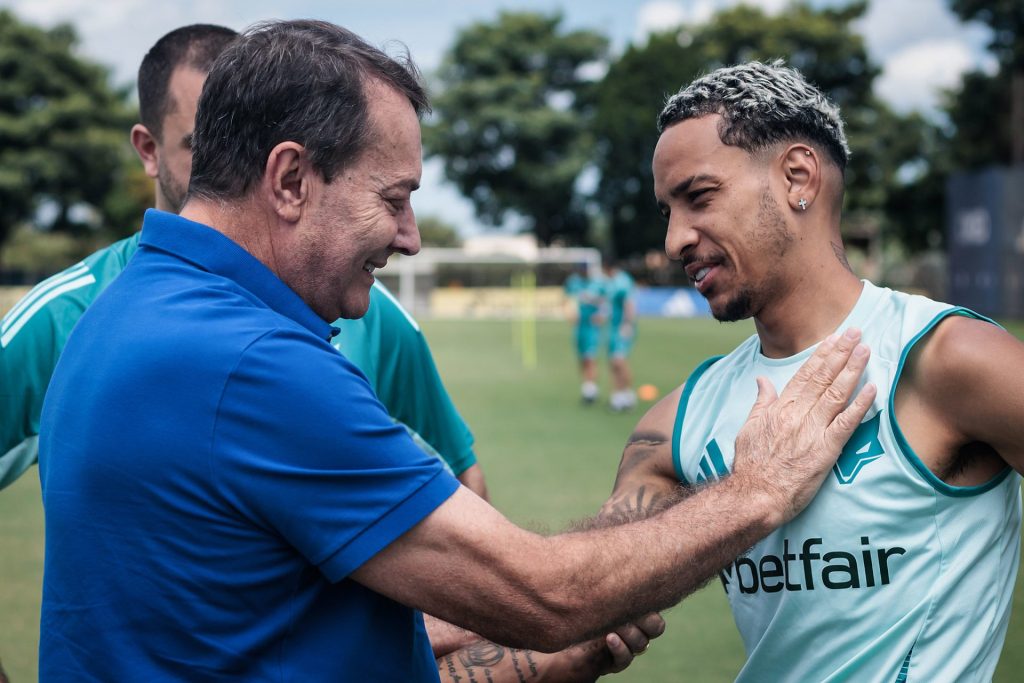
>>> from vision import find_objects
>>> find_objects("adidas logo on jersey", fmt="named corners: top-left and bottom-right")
top-left (695, 438), bottom-right (730, 483)
top-left (720, 536), bottom-right (906, 594)
top-left (694, 411), bottom-right (885, 487)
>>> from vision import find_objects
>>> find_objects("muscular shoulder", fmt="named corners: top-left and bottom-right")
top-left (614, 387), bottom-right (682, 488)
top-left (903, 314), bottom-right (1024, 465)
top-left (634, 385), bottom-right (682, 437)
top-left (906, 315), bottom-right (1016, 405)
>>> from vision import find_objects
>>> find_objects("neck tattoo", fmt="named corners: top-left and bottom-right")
top-left (831, 242), bottom-right (852, 273)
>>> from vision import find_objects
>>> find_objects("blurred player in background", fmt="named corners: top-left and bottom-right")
top-left (564, 263), bottom-right (606, 404)
top-left (602, 257), bottom-right (638, 412)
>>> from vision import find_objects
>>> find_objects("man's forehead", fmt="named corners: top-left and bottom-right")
top-left (657, 115), bottom-right (726, 155)
top-left (165, 66), bottom-right (207, 113)
top-left (655, 118), bottom-right (713, 180)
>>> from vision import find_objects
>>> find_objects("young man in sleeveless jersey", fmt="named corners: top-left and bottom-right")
top-left (599, 60), bottom-right (1024, 681)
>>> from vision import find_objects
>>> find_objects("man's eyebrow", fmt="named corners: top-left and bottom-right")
top-left (375, 176), bottom-right (420, 193)
top-left (670, 173), bottom-right (719, 198)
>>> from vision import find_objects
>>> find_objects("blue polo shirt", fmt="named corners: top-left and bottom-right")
top-left (39, 209), bottom-right (459, 681)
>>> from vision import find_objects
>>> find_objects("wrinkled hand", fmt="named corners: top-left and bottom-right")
top-left (550, 613), bottom-right (665, 681)
top-left (733, 328), bottom-right (876, 525)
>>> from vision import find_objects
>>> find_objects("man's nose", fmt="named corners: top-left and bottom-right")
top-left (664, 214), bottom-right (699, 261)
top-left (393, 206), bottom-right (421, 256)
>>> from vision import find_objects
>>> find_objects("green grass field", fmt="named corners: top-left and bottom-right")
top-left (1, 317), bottom-right (1022, 681)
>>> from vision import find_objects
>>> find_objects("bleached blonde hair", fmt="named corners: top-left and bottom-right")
top-left (658, 59), bottom-right (850, 171)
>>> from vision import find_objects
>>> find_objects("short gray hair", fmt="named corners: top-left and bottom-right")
top-left (657, 60), bottom-right (850, 171)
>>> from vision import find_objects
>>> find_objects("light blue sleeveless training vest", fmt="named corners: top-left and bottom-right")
top-left (673, 281), bottom-right (1021, 682)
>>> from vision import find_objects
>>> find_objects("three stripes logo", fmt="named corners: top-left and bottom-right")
top-left (1, 262), bottom-right (95, 348)
top-left (695, 438), bottom-right (730, 483)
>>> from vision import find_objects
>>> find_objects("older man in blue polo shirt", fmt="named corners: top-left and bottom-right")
top-left (39, 19), bottom-right (875, 682)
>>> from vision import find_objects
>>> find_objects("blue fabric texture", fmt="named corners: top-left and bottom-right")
top-left (39, 209), bottom-right (457, 681)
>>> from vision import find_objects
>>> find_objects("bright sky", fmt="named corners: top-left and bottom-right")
top-left (2, 0), bottom-right (996, 233)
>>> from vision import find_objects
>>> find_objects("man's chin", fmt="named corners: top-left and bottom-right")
top-left (709, 291), bottom-right (754, 323)
top-left (335, 297), bottom-right (370, 321)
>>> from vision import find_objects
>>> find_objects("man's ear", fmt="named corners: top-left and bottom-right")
top-left (130, 124), bottom-right (160, 179)
top-left (264, 141), bottom-right (309, 223)
top-left (781, 144), bottom-right (820, 214)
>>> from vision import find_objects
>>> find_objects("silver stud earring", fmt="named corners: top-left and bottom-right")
top-left (798, 198), bottom-right (808, 211)
top-left (804, 150), bottom-right (812, 156)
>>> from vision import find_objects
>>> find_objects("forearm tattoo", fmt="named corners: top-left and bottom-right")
top-left (602, 485), bottom-right (672, 525)
top-left (441, 642), bottom-right (540, 683)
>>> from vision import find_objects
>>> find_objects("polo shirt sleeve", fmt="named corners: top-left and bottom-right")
top-left (210, 327), bottom-right (460, 582)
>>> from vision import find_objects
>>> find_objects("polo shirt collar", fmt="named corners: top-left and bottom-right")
top-left (139, 209), bottom-right (335, 341)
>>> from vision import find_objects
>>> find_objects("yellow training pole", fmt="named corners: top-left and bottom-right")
top-left (521, 270), bottom-right (537, 370)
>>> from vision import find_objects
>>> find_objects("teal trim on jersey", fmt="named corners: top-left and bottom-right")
top-left (888, 307), bottom-right (1012, 497)
top-left (894, 643), bottom-right (914, 682)
top-left (672, 356), bottom-right (723, 484)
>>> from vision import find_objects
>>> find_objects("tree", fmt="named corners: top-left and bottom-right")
top-left (947, 0), bottom-right (1024, 163)
top-left (591, 2), bottom-right (937, 256)
top-left (424, 12), bottom-right (608, 246)
top-left (890, 1), bottom-right (1024, 253)
top-left (589, 30), bottom-right (710, 260)
top-left (416, 215), bottom-right (462, 247)
top-left (0, 10), bottom-right (143, 261)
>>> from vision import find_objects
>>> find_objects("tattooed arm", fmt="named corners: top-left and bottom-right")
top-left (436, 612), bottom-right (665, 683)
top-left (427, 613), bottom-right (488, 658)
top-left (437, 641), bottom-right (589, 683)
top-left (438, 642), bottom-right (548, 683)
top-left (593, 386), bottom-right (689, 528)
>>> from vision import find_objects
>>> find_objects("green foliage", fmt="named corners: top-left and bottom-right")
top-left (417, 214), bottom-right (462, 248)
top-left (591, 2), bottom-right (937, 256)
top-left (951, 0), bottom-right (1024, 69)
top-left (101, 161), bottom-right (155, 239)
top-left (0, 225), bottom-right (102, 275)
top-left (425, 12), bottom-right (608, 245)
top-left (944, 71), bottom-right (1013, 168)
top-left (0, 9), bottom-right (144, 257)
top-left (900, 2), bottom-right (1024, 252)
top-left (589, 30), bottom-right (707, 260)
top-left (944, 1), bottom-right (1024, 165)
